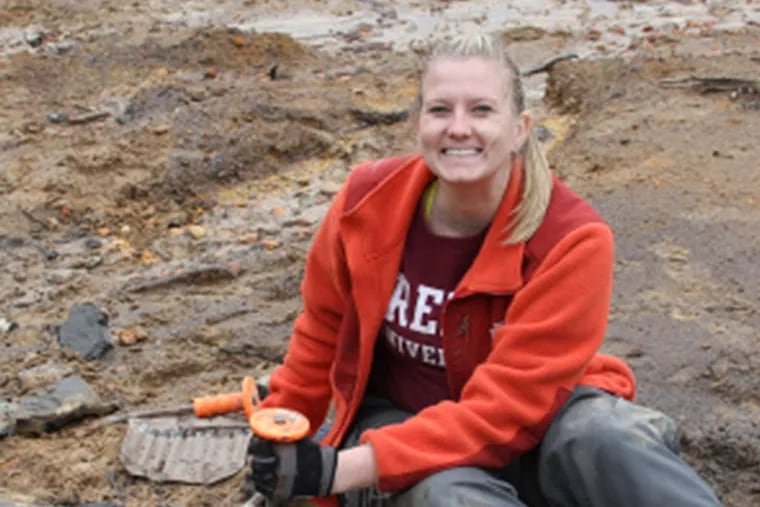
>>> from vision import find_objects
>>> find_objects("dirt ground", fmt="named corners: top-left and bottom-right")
top-left (0, 1), bottom-right (758, 506)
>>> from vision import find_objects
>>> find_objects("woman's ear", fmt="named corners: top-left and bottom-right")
top-left (514, 110), bottom-right (531, 152)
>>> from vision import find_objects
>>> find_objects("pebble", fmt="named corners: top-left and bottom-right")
top-left (24, 31), bottom-right (44, 48)
top-left (47, 113), bottom-right (69, 124)
top-left (85, 238), bottom-right (102, 250)
top-left (185, 225), bottom-right (206, 239)
top-left (0, 317), bottom-right (18, 336)
top-left (151, 124), bottom-right (170, 135)
top-left (53, 42), bottom-right (74, 54)
top-left (114, 327), bottom-right (148, 346)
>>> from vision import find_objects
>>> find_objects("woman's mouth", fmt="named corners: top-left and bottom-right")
top-left (442, 148), bottom-right (482, 156)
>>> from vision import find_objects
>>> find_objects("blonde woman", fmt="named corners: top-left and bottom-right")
top-left (245, 32), bottom-right (722, 507)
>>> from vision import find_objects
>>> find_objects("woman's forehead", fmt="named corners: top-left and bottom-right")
top-left (421, 57), bottom-right (512, 99)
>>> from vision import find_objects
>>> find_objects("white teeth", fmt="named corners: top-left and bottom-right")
top-left (444, 148), bottom-right (479, 156)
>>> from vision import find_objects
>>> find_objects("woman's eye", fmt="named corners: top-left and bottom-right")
top-left (427, 105), bottom-right (449, 114)
top-left (473, 104), bottom-right (493, 113)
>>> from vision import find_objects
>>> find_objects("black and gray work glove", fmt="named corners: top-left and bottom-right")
top-left (244, 435), bottom-right (338, 502)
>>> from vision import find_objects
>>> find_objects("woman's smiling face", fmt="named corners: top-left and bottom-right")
top-left (417, 56), bottom-right (529, 187)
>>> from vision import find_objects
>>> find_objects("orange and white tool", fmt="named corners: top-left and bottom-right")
top-left (103, 376), bottom-right (310, 442)
top-left (239, 376), bottom-right (310, 442)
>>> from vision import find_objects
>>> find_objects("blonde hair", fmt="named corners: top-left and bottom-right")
top-left (420, 32), bottom-right (553, 244)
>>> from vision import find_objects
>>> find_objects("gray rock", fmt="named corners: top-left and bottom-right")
top-left (57, 303), bottom-right (113, 360)
top-left (15, 375), bottom-right (116, 434)
top-left (0, 401), bottom-right (18, 437)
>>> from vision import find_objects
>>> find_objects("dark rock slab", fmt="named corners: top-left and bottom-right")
top-left (57, 303), bottom-right (113, 360)
top-left (14, 375), bottom-right (116, 434)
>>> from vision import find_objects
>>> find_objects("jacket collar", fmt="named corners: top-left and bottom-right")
top-left (341, 154), bottom-right (526, 296)
top-left (458, 157), bottom-right (526, 295)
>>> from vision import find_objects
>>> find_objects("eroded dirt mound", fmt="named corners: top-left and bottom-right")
top-left (548, 38), bottom-right (760, 507)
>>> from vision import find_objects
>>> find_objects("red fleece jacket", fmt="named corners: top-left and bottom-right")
top-left (262, 154), bottom-right (636, 497)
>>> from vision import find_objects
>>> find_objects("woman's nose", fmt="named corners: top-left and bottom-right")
top-left (447, 111), bottom-right (472, 137)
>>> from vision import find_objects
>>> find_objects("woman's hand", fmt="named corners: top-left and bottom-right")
top-left (244, 435), bottom-right (338, 502)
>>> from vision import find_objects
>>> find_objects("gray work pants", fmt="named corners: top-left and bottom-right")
top-left (338, 386), bottom-right (722, 507)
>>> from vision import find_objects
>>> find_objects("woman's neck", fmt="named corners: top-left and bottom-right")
top-left (426, 170), bottom-right (510, 238)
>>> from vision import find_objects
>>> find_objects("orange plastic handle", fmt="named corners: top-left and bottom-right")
top-left (192, 392), bottom-right (243, 418)
top-left (241, 376), bottom-right (258, 420)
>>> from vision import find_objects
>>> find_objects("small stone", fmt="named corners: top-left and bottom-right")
top-left (114, 328), bottom-right (148, 346)
top-left (53, 42), bottom-right (74, 54)
top-left (24, 31), bottom-right (44, 48)
top-left (185, 225), bottom-right (206, 239)
top-left (151, 124), bottom-right (170, 135)
top-left (81, 255), bottom-right (103, 269)
top-left (47, 113), bottom-right (69, 124)
top-left (0, 318), bottom-right (18, 337)
top-left (85, 238), bottom-right (102, 250)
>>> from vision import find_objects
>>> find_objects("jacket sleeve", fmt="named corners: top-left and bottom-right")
top-left (261, 183), bottom-right (352, 434)
top-left (361, 222), bottom-right (618, 491)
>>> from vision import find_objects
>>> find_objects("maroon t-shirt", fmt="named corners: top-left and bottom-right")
top-left (367, 204), bottom-right (487, 413)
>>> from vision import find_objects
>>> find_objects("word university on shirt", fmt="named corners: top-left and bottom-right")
top-left (383, 273), bottom-right (450, 368)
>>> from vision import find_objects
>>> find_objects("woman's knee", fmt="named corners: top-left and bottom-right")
top-left (540, 387), bottom-right (680, 465)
